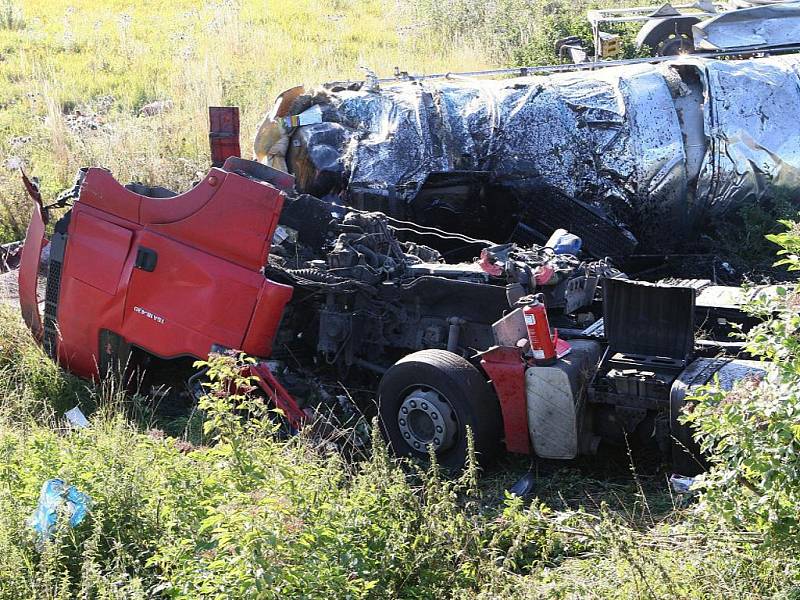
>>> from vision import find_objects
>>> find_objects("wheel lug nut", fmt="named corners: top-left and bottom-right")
top-left (413, 442), bottom-right (420, 449)
top-left (410, 401), bottom-right (416, 408)
top-left (404, 432), bottom-right (410, 439)
top-left (399, 419), bottom-right (405, 426)
top-left (401, 407), bottom-right (408, 414)
top-left (431, 413), bottom-right (438, 420)
top-left (434, 438), bottom-right (440, 445)
top-left (421, 402), bottom-right (428, 410)
top-left (436, 426), bottom-right (443, 433)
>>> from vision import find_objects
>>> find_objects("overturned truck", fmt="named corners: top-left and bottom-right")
top-left (255, 53), bottom-right (800, 257)
top-left (19, 147), bottom-right (769, 474)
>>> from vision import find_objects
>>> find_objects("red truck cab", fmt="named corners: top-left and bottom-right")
top-left (19, 158), bottom-right (294, 379)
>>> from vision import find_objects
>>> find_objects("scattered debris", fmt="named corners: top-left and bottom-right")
top-left (546, 229), bottom-right (582, 255)
top-left (28, 479), bottom-right (90, 543)
top-left (64, 406), bottom-right (90, 429)
top-left (279, 104), bottom-right (322, 129)
top-left (669, 473), bottom-right (698, 495)
top-left (139, 99), bottom-right (173, 117)
top-left (508, 472), bottom-right (537, 499)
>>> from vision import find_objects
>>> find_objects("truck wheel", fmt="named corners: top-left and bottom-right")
top-left (378, 350), bottom-right (503, 470)
top-left (637, 17), bottom-right (699, 57)
top-left (654, 32), bottom-right (694, 56)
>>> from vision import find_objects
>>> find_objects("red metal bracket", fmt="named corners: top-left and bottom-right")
top-left (249, 363), bottom-right (307, 430)
top-left (480, 346), bottom-right (531, 455)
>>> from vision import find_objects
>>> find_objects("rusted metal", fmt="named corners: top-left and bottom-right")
top-left (209, 107), bottom-right (240, 168)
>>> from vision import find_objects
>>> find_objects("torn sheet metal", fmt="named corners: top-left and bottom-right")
top-left (261, 52), bottom-right (800, 250)
top-left (342, 66), bottom-right (687, 246)
top-left (691, 54), bottom-right (800, 218)
top-left (693, 2), bottom-right (800, 51)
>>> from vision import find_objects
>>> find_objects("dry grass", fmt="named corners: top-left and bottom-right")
top-left (0, 0), bottom-right (488, 241)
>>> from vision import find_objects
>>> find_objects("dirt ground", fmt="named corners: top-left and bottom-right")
top-left (0, 269), bottom-right (20, 306)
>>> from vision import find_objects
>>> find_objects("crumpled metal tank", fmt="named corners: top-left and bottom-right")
top-left (257, 53), bottom-right (800, 251)
top-left (694, 1), bottom-right (800, 51)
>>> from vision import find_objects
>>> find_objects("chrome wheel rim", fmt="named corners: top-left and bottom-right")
top-left (397, 388), bottom-right (458, 453)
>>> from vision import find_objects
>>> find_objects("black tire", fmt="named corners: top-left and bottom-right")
top-left (637, 18), bottom-right (698, 57)
top-left (655, 32), bottom-right (694, 56)
top-left (670, 397), bottom-right (707, 476)
top-left (378, 350), bottom-right (503, 470)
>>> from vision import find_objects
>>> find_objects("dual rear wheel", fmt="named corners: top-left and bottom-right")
top-left (377, 350), bottom-right (503, 470)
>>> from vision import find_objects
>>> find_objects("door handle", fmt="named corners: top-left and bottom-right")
top-left (134, 247), bottom-right (158, 272)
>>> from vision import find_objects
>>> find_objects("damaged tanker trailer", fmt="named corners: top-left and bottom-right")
top-left (19, 149), bottom-right (767, 473)
top-left (255, 53), bottom-right (800, 257)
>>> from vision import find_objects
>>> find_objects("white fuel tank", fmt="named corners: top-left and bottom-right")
top-left (525, 339), bottom-right (603, 459)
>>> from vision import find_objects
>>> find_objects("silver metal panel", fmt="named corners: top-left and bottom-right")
top-left (332, 64), bottom-right (688, 241)
top-left (694, 2), bottom-right (800, 51)
top-left (492, 307), bottom-right (526, 347)
top-left (289, 52), bottom-right (800, 245)
top-left (695, 54), bottom-right (800, 215)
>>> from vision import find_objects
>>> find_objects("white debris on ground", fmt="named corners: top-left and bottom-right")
top-left (0, 269), bottom-right (20, 306)
top-left (0, 269), bottom-right (46, 308)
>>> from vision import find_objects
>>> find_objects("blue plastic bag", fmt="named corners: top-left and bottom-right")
top-left (28, 479), bottom-right (90, 542)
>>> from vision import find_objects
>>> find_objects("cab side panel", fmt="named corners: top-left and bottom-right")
top-left (121, 229), bottom-right (266, 358)
top-left (56, 208), bottom-right (137, 377)
top-left (52, 165), bottom-right (293, 378)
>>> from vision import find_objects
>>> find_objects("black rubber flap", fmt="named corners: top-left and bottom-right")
top-left (603, 278), bottom-right (695, 360)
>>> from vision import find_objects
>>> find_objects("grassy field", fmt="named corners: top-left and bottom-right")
top-left (0, 0), bottom-right (490, 242)
top-left (0, 303), bottom-right (794, 599)
top-left (0, 0), bottom-right (798, 597)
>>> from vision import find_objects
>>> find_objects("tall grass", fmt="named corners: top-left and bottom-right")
top-left (0, 0), bottom-right (487, 243)
top-left (413, 0), bottom-right (643, 66)
top-left (0, 1), bottom-right (798, 597)
top-left (0, 310), bottom-right (793, 598)
top-left (0, 0), bottom-right (23, 31)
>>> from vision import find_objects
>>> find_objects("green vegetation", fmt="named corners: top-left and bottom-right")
top-left (687, 222), bottom-right (800, 550)
top-left (414, 0), bottom-right (643, 66)
top-left (0, 0), bottom-right (799, 597)
top-left (0, 283), bottom-right (798, 597)
top-left (0, 0), bottom-right (486, 243)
